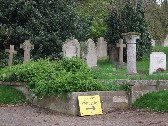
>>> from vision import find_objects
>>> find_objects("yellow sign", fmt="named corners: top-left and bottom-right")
top-left (78, 95), bottom-right (103, 116)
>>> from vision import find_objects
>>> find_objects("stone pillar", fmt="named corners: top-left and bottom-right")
top-left (122, 32), bottom-right (140, 74)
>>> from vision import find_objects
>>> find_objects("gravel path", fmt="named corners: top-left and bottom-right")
top-left (0, 105), bottom-right (168, 126)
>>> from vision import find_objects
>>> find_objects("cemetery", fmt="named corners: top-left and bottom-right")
top-left (0, 1), bottom-right (168, 124)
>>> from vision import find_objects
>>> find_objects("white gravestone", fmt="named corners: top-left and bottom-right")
top-left (163, 35), bottom-right (168, 47)
top-left (97, 37), bottom-right (107, 60)
top-left (20, 40), bottom-right (34, 63)
top-left (122, 33), bottom-right (140, 74)
top-left (63, 39), bottom-right (80, 58)
top-left (5, 45), bottom-right (17, 66)
top-left (116, 39), bottom-right (126, 65)
top-left (149, 52), bottom-right (166, 75)
top-left (86, 39), bottom-right (97, 67)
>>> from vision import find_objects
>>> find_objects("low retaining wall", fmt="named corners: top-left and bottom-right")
top-left (1, 80), bottom-right (168, 115)
top-left (32, 91), bottom-right (129, 115)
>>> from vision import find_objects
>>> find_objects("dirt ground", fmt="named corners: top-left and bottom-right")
top-left (0, 105), bottom-right (168, 126)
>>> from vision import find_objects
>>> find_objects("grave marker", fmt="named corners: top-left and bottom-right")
top-left (116, 39), bottom-right (126, 65)
top-left (86, 39), bottom-right (97, 67)
top-left (63, 39), bottom-right (80, 58)
top-left (122, 32), bottom-right (140, 74)
top-left (20, 40), bottom-right (34, 63)
top-left (97, 37), bottom-right (107, 60)
top-left (5, 45), bottom-right (17, 66)
top-left (149, 52), bottom-right (166, 75)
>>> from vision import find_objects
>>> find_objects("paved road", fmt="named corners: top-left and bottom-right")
top-left (0, 105), bottom-right (168, 126)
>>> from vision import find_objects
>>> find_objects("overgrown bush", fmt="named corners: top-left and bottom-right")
top-left (0, 58), bottom-right (105, 97)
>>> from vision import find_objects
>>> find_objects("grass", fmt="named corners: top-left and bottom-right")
top-left (0, 85), bottom-right (26, 105)
top-left (132, 90), bottom-right (168, 113)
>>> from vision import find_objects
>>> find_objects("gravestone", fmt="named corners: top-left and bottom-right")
top-left (86, 39), bottom-right (97, 67)
top-left (20, 40), bottom-right (34, 63)
top-left (149, 52), bottom-right (166, 75)
top-left (163, 35), bottom-right (168, 47)
top-left (97, 37), bottom-right (107, 60)
top-left (122, 32), bottom-right (140, 74)
top-left (5, 45), bottom-right (17, 66)
top-left (116, 39), bottom-right (126, 65)
top-left (151, 39), bottom-right (155, 47)
top-left (108, 44), bottom-right (118, 63)
top-left (63, 39), bottom-right (80, 58)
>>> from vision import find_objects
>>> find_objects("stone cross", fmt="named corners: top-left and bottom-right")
top-left (122, 32), bottom-right (140, 74)
top-left (20, 40), bottom-right (34, 63)
top-left (5, 45), bottom-right (17, 66)
top-left (116, 39), bottom-right (126, 65)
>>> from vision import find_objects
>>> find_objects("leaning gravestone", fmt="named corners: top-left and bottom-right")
top-left (97, 37), bottom-right (107, 60)
top-left (20, 40), bottom-right (34, 63)
top-left (149, 52), bottom-right (166, 75)
top-left (151, 39), bottom-right (156, 47)
top-left (63, 39), bottom-right (80, 58)
top-left (5, 45), bottom-right (17, 66)
top-left (86, 39), bottom-right (97, 67)
top-left (163, 35), bottom-right (168, 47)
top-left (116, 39), bottom-right (126, 65)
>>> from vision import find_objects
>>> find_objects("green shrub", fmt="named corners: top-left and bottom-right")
top-left (0, 58), bottom-right (105, 97)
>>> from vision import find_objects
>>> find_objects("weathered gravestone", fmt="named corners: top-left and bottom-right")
top-left (149, 52), bottom-right (166, 75)
top-left (151, 39), bottom-right (155, 47)
top-left (97, 37), bottom-right (107, 60)
top-left (20, 40), bottom-right (34, 63)
top-left (5, 45), bottom-right (17, 66)
top-left (63, 39), bottom-right (80, 58)
top-left (108, 44), bottom-right (118, 63)
top-left (122, 32), bottom-right (140, 74)
top-left (86, 39), bottom-right (97, 67)
top-left (163, 35), bottom-right (168, 47)
top-left (116, 39), bottom-right (126, 65)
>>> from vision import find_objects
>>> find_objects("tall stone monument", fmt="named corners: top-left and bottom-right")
top-left (116, 39), bottom-right (126, 65)
top-left (5, 45), bottom-right (17, 66)
top-left (163, 35), bottom-right (168, 47)
top-left (20, 40), bottom-right (34, 63)
top-left (122, 32), bottom-right (140, 74)
top-left (97, 37), bottom-right (107, 60)
top-left (86, 39), bottom-right (97, 67)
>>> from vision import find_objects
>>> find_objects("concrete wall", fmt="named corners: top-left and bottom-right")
top-left (1, 80), bottom-right (168, 115)
top-left (32, 91), bottom-right (129, 115)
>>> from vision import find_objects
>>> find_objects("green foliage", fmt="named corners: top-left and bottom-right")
top-left (106, 0), bottom-right (152, 60)
top-left (133, 90), bottom-right (168, 112)
top-left (0, 58), bottom-right (105, 97)
top-left (0, 85), bottom-right (25, 105)
top-left (0, 0), bottom-right (91, 59)
top-left (76, 0), bottom-right (110, 39)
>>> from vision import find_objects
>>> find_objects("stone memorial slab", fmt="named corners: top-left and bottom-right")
top-left (151, 39), bottom-right (155, 47)
top-left (5, 45), bottom-right (17, 66)
top-left (20, 40), bottom-right (34, 63)
top-left (116, 39), bottom-right (126, 65)
top-left (97, 37), bottom-right (107, 60)
top-left (163, 35), bottom-right (168, 47)
top-left (86, 39), bottom-right (97, 67)
top-left (63, 39), bottom-right (80, 58)
top-left (149, 52), bottom-right (166, 75)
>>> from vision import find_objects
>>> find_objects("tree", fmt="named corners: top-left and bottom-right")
top-left (0, 0), bottom-right (91, 59)
top-left (106, 0), bottom-right (151, 60)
